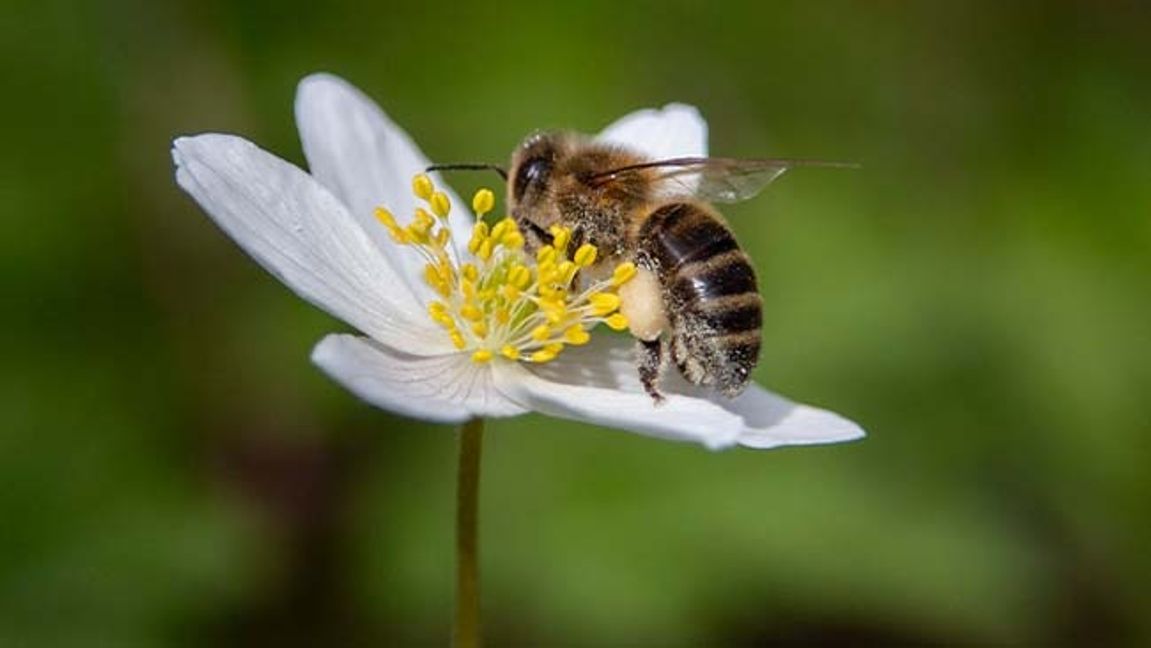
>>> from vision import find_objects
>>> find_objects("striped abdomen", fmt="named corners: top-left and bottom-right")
top-left (637, 202), bottom-right (763, 397)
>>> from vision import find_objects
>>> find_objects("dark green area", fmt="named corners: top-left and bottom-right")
top-left (3, 0), bottom-right (1148, 644)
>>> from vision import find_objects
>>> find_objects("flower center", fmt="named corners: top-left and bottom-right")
top-left (373, 174), bottom-right (636, 364)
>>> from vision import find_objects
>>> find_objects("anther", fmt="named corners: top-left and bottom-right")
top-left (573, 243), bottom-right (598, 267)
top-left (430, 191), bottom-right (451, 219)
top-left (612, 262), bottom-right (638, 286)
top-left (604, 313), bottom-right (629, 331)
top-left (564, 325), bottom-right (590, 345)
top-left (589, 292), bottom-right (621, 315)
top-left (412, 174), bottom-right (434, 200)
top-left (472, 188), bottom-right (495, 216)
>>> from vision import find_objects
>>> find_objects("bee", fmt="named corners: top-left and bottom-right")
top-left (432, 132), bottom-right (849, 402)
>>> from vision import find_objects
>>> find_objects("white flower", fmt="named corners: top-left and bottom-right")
top-left (172, 73), bottom-right (864, 450)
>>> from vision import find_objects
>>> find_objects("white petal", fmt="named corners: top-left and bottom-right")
top-left (172, 134), bottom-right (448, 354)
top-left (496, 335), bottom-right (864, 450)
top-left (493, 337), bottom-right (745, 449)
top-left (294, 73), bottom-right (476, 298)
top-left (596, 103), bottom-right (708, 160)
top-left (724, 386), bottom-right (866, 449)
top-left (312, 334), bottom-right (528, 421)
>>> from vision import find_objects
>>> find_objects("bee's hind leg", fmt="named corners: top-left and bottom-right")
top-left (636, 338), bottom-right (668, 404)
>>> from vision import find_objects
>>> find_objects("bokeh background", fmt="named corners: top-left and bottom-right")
top-left (4, 0), bottom-right (1149, 645)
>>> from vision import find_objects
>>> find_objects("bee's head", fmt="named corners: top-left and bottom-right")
top-left (508, 132), bottom-right (569, 247)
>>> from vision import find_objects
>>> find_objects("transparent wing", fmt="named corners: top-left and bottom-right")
top-left (588, 157), bottom-right (857, 204)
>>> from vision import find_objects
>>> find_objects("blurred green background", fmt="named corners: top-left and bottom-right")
top-left (4, 0), bottom-right (1149, 645)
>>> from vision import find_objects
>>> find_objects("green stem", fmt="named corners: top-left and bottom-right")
top-left (454, 417), bottom-right (484, 648)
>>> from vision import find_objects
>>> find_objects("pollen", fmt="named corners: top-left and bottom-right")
top-left (472, 188), bottom-right (495, 216)
top-left (375, 175), bottom-right (637, 365)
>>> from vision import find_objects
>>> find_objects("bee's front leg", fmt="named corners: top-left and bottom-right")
top-left (636, 337), bottom-right (667, 404)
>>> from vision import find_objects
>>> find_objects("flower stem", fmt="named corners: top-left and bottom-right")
top-left (454, 417), bottom-right (484, 648)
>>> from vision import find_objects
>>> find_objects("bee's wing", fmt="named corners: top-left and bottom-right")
top-left (589, 157), bottom-right (856, 204)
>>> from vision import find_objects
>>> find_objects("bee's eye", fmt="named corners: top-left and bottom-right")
top-left (513, 156), bottom-right (551, 201)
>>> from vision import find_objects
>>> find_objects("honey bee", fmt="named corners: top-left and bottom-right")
top-left (432, 132), bottom-right (849, 402)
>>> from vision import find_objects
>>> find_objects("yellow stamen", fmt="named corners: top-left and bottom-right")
top-left (557, 260), bottom-right (578, 285)
top-left (468, 222), bottom-right (489, 254)
top-left (412, 174), bottom-right (434, 200)
top-left (507, 265), bottom-right (531, 290)
top-left (503, 230), bottom-right (525, 249)
top-left (564, 325), bottom-right (590, 345)
top-left (430, 191), bottom-right (451, 219)
top-left (573, 243), bottom-right (598, 267)
top-left (604, 312), bottom-right (629, 331)
top-left (530, 324), bottom-right (551, 342)
top-left (491, 218), bottom-right (513, 242)
top-left (477, 238), bottom-right (494, 261)
top-left (530, 345), bottom-right (563, 363)
top-left (612, 261), bottom-right (637, 286)
top-left (378, 173), bottom-right (636, 368)
top-left (472, 188), bottom-right (495, 216)
top-left (374, 207), bottom-right (397, 229)
top-left (589, 292), bottom-right (621, 315)
top-left (550, 225), bottom-right (571, 253)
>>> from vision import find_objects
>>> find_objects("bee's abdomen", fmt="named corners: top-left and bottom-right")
top-left (638, 202), bottom-right (762, 397)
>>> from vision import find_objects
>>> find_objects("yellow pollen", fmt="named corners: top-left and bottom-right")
top-left (374, 207), bottom-right (397, 229)
top-left (491, 218), bottom-right (513, 241)
top-left (530, 324), bottom-right (551, 342)
top-left (378, 174), bottom-right (634, 366)
top-left (564, 325), bottom-right (590, 345)
top-left (503, 230), bottom-right (525, 249)
top-left (573, 243), bottom-right (598, 267)
top-left (472, 188), bottom-right (495, 216)
top-left (477, 238), bottom-right (494, 261)
top-left (434, 228), bottom-right (450, 248)
top-left (557, 260), bottom-right (578, 285)
top-left (529, 342), bottom-right (565, 364)
top-left (604, 312), bottom-right (629, 331)
top-left (507, 265), bottom-right (531, 289)
top-left (550, 226), bottom-right (571, 253)
top-left (412, 174), bottom-right (434, 200)
top-left (468, 222), bottom-right (489, 254)
top-left (430, 191), bottom-right (452, 219)
top-left (543, 302), bottom-right (567, 324)
top-left (612, 261), bottom-right (638, 286)
top-left (589, 292), bottom-right (621, 315)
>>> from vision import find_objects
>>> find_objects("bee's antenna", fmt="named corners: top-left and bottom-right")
top-left (427, 163), bottom-right (508, 181)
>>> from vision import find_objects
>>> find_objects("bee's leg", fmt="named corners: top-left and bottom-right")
top-left (567, 224), bottom-right (584, 253)
top-left (636, 337), bottom-right (667, 404)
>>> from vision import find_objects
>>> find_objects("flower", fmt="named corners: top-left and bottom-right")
top-left (172, 73), bottom-right (864, 450)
